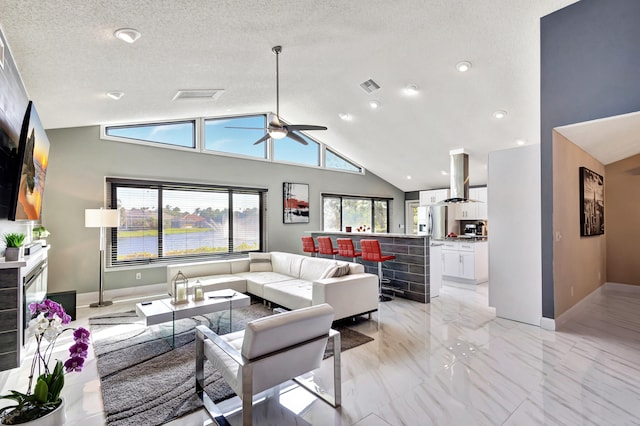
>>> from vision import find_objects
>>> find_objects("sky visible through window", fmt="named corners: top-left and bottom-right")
top-left (105, 114), bottom-right (362, 172)
top-left (106, 121), bottom-right (195, 148)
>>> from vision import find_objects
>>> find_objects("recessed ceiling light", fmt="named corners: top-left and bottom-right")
top-left (369, 100), bottom-right (380, 109)
top-left (106, 91), bottom-right (124, 100)
top-left (114, 28), bottom-right (141, 44)
top-left (441, 170), bottom-right (449, 175)
top-left (493, 110), bottom-right (507, 119)
top-left (406, 175), bottom-right (412, 180)
top-left (338, 113), bottom-right (353, 121)
top-left (516, 139), bottom-right (526, 146)
top-left (403, 84), bottom-right (419, 95)
top-left (456, 61), bottom-right (472, 72)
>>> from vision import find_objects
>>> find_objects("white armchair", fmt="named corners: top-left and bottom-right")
top-left (195, 303), bottom-right (342, 426)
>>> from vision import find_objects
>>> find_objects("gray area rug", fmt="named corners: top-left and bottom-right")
top-left (89, 302), bottom-right (373, 426)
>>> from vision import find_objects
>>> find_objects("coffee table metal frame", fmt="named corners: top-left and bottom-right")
top-left (135, 290), bottom-right (251, 348)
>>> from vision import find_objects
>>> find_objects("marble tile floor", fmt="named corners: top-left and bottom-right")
top-left (2, 283), bottom-right (639, 425)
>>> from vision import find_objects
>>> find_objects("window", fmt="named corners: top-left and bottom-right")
top-left (273, 132), bottom-right (320, 166)
top-left (322, 194), bottom-right (390, 233)
top-left (204, 115), bottom-right (267, 159)
top-left (102, 114), bottom-right (365, 174)
top-left (108, 178), bottom-right (265, 266)
top-left (105, 121), bottom-right (196, 148)
top-left (326, 149), bottom-right (362, 173)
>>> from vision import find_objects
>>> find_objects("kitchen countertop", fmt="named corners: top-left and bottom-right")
top-left (432, 236), bottom-right (488, 242)
top-left (309, 231), bottom-right (429, 239)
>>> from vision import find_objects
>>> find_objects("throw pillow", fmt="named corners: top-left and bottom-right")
top-left (320, 262), bottom-right (351, 279)
top-left (331, 263), bottom-right (351, 278)
top-left (249, 252), bottom-right (272, 272)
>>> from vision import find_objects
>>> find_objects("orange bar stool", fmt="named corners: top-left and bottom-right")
top-left (337, 238), bottom-right (362, 262)
top-left (360, 239), bottom-right (396, 302)
top-left (301, 236), bottom-right (319, 256)
top-left (317, 236), bottom-right (339, 259)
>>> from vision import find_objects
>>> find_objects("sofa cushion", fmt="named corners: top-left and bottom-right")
top-left (299, 257), bottom-right (335, 281)
top-left (270, 252), bottom-right (304, 278)
top-left (236, 271), bottom-right (294, 298)
top-left (249, 252), bottom-right (272, 272)
top-left (194, 274), bottom-right (247, 294)
top-left (263, 280), bottom-right (314, 311)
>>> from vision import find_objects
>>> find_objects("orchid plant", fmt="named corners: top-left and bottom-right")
top-left (0, 300), bottom-right (90, 424)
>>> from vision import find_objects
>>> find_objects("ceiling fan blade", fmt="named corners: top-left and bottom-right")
top-left (252, 134), bottom-right (271, 145)
top-left (287, 124), bottom-right (328, 131)
top-left (225, 126), bottom-right (268, 130)
top-left (284, 131), bottom-right (309, 145)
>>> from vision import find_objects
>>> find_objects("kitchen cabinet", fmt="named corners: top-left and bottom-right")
top-left (441, 240), bottom-right (488, 284)
top-left (419, 189), bottom-right (450, 205)
top-left (453, 187), bottom-right (487, 220)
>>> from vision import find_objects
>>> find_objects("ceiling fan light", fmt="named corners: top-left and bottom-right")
top-left (269, 128), bottom-right (287, 139)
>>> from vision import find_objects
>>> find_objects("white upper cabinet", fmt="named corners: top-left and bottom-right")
top-left (453, 187), bottom-right (488, 220)
top-left (419, 189), bottom-right (450, 205)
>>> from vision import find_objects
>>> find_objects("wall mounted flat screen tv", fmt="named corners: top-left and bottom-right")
top-left (9, 101), bottom-right (50, 221)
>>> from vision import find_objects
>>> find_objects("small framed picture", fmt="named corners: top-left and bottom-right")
top-left (579, 166), bottom-right (604, 236)
top-left (283, 182), bottom-right (309, 224)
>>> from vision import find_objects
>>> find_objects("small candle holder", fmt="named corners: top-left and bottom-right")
top-left (193, 280), bottom-right (204, 301)
top-left (172, 271), bottom-right (189, 305)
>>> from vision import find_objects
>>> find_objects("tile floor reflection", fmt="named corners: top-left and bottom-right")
top-left (2, 283), bottom-right (639, 425)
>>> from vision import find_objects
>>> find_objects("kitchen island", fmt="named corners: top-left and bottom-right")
top-left (310, 232), bottom-right (430, 303)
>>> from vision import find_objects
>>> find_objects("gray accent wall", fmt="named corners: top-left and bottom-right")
top-left (540, 0), bottom-right (640, 318)
top-left (42, 125), bottom-right (404, 295)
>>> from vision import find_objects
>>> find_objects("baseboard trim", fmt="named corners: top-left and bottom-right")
top-left (77, 283), bottom-right (167, 307)
top-left (602, 282), bottom-right (640, 294)
top-left (540, 317), bottom-right (556, 331)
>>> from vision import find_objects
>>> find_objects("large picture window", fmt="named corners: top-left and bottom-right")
top-left (322, 194), bottom-right (390, 233)
top-left (108, 178), bottom-right (265, 266)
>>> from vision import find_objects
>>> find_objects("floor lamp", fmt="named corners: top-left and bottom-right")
top-left (85, 208), bottom-right (120, 308)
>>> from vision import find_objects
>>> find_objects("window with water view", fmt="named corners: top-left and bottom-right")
top-left (108, 179), bottom-right (264, 265)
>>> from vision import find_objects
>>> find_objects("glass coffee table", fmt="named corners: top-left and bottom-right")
top-left (135, 289), bottom-right (250, 348)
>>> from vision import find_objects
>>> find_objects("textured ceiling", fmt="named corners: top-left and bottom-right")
top-left (0, 0), bottom-right (580, 191)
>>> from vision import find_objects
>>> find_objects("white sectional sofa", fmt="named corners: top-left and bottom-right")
top-left (166, 251), bottom-right (379, 321)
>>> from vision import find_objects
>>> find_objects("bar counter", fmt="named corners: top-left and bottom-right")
top-left (310, 231), bottom-right (430, 303)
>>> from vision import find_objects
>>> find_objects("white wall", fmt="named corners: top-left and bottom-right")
top-left (42, 126), bottom-right (404, 295)
top-left (488, 145), bottom-right (542, 325)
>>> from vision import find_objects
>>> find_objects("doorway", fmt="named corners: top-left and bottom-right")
top-left (405, 200), bottom-right (420, 235)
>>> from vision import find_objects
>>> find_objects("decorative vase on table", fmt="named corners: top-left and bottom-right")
top-left (4, 247), bottom-right (24, 262)
top-left (5, 398), bottom-right (66, 426)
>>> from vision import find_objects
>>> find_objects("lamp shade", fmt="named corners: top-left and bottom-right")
top-left (85, 209), bottom-right (119, 228)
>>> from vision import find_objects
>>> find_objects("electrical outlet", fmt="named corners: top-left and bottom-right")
top-left (570, 286), bottom-right (574, 297)
top-left (136, 273), bottom-right (142, 280)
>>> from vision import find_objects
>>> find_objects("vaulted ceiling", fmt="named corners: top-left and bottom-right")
top-left (0, 0), bottom-right (580, 191)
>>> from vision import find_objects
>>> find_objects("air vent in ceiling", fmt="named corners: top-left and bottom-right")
top-left (172, 89), bottom-right (224, 101)
top-left (359, 79), bottom-right (381, 94)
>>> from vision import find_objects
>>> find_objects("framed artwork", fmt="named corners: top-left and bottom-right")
top-left (283, 182), bottom-right (309, 223)
top-left (579, 166), bottom-right (604, 236)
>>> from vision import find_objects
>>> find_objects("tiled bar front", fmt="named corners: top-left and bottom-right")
top-left (310, 232), bottom-right (430, 303)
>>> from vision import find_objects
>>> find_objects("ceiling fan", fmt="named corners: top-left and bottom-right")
top-left (226, 45), bottom-right (327, 145)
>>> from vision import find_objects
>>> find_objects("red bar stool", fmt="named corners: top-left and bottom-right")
top-left (337, 238), bottom-right (362, 262)
top-left (360, 239), bottom-right (396, 302)
top-left (301, 236), bottom-right (319, 256)
top-left (317, 236), bottom-right (339, 259)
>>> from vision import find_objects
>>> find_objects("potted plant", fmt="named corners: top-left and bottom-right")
top-left (3, 233), bottom-right (26, 262)
top-left (0, 300), bottom-right (90, 425)
top-left (32, 226), bottom-right (50, 247)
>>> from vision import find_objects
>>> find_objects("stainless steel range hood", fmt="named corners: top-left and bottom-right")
top-left (441, 149), bottom-right (471, 203)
